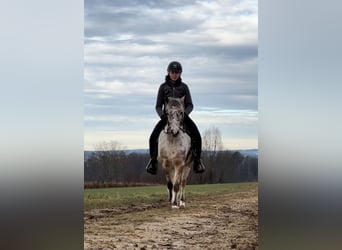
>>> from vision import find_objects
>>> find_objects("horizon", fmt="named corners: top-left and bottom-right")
top-left (84, 148), bottom-right (258, 151)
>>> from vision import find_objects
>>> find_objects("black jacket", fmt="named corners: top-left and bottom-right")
top-left (155, 75), bottom-right (194, 118)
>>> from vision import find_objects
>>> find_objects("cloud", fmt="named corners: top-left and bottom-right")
top-left (84, 0), bottom-right (258, 150)
top-left (85, 0), bottom-right (207, 37)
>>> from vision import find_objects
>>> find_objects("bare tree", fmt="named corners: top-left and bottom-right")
top-left (94, 140), bottom-right (125, 152)
top-left (202, 126), bottom-right (224, 158)
top-left (201, 127), bottom-right (224, 183)
top-left (94, 140), bottom-right (126, 182)
top-left (84, 133), bottom-right (258, 186)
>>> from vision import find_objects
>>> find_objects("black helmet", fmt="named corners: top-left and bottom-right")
top-left (167, 61), bottom-right (182, 73)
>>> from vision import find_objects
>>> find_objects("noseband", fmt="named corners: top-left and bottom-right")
top-left (165, 110), bottom-right (185, 137)
top-left (165, 124), bottom-right (186, 136)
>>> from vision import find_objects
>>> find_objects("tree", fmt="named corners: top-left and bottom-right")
top-left (201, 127), bottom-right (224, 183)
top-left (202, 126), bottom-right (224, 158)
top-left (94, 140), bottom-right (126, 182)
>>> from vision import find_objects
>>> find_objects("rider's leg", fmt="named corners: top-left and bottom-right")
top-left (146, 119), bottom-right (166, 175)
top-left (183, 115), bottom-right (205, 173)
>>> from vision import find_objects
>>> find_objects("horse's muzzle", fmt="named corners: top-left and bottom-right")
top-left (171, 130), bottom-right (179, 137)
top-left (167, 127), bottom-right (179, 137)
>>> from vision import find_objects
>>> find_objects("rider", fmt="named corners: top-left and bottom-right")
top-left (146, 61), bottom-right (205, 175)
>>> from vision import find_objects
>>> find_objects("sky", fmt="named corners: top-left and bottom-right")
top-left (84, 0), bottom-right (258, 150)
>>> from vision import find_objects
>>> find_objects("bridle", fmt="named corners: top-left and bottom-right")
top-left (165, 109), bottom-right (185, 136)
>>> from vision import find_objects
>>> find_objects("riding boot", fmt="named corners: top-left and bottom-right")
top-left (146, 142), bottom-right (158, 175)
top-left (193, 156), bottom-right (205, 173)
top-left (192, 149), bottom-right (205, 174)
top-left (146, 158), bottom-right (158, 175)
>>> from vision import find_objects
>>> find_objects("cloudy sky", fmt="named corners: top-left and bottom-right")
top-left (84, 0), bottom-right (258, 150)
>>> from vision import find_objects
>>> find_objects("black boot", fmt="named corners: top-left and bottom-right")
top-left (192, 149), bottom-right (205, 174)
top-left (146, 159), bottom-right (158, 175)
top-left (193, 157), bottom-right (205, 173)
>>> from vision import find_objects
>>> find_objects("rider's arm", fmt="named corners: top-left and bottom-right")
top-left (183, 84), bottom-right (193, 115)
top-left (155, 84), bottom-right (165, 118)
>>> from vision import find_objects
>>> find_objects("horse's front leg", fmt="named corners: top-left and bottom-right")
top-left (171, 188), bottom-right (179, 209)
top-left (179, 178), bottom-right (186, 208)
top-left (179, 164), bottom-right (190, 208)
top-left (171, 172), bottom-right (181, 209)
top-left (167, 181), bottom-right (173, 203)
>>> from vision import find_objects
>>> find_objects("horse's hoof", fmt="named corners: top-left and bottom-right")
top-left (171, 205), bottom-right (179, 209)
top-left (179, 201), bottom-right (185, 208)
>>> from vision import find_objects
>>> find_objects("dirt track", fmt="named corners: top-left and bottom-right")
top-left (84, 187), bottom-right (258, 250)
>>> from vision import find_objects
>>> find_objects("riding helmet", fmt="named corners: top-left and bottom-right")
top-left (167, 61), bottom-right (182, 73)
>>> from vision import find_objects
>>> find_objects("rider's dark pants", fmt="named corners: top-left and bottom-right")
top-left (149, 114), bottom-right (202, 160)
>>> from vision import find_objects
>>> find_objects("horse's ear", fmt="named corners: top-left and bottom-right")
top-left (180, 96), bottom-right (185, 104)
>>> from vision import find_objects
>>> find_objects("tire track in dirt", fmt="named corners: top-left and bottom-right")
top-left (84, 187), bottom-right (258, 250)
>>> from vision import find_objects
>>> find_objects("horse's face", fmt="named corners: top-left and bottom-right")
top-left (166, 108), bottom-right (184, 136)
top-left (165, 97), bottom-right (185, 137)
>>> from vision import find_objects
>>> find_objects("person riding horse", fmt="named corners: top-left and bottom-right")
top-left (146, 61), bottom-right (205, 175)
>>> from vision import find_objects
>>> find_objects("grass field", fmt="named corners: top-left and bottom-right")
top-left (85, 182), bottom-right (258, 249)
top-left (84, 182), bottom-right (257, 211)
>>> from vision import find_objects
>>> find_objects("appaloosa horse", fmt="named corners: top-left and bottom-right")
top-left (158, 97), bottom-right (193, 209)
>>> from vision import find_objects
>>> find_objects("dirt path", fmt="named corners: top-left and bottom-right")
top-left (84, 187), bottom-right (258, 250)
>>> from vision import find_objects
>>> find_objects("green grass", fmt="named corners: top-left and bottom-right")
top-left (84, 182), bottom-right (257, 211)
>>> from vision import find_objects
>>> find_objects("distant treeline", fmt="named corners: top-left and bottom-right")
top-left (84, 150), bottom-right (258, 188)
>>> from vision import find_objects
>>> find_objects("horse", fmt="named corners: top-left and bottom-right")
top-left (157, 97), bottom-right (193, 209)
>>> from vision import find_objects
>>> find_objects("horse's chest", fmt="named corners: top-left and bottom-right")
top-left (166, 142), bottom-right (185, 157)
top-left (158, 132), bottom-right (190, 158)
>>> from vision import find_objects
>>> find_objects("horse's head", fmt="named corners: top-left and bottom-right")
top-left (165, 97), bottom-right (185, 137)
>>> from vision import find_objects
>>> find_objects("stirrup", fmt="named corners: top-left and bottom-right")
top-left (146, 159), bottom-right (157, 175)
top-left (193, 159), bottom-right (205, 174)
